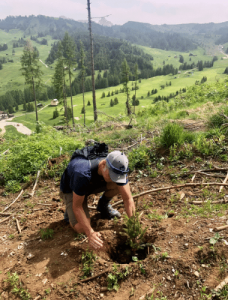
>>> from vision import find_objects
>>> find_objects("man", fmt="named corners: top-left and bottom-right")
top-left (60, 150), bottom-right (135, 250)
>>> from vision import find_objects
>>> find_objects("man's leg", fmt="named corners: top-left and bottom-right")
top-left (97, 182), bottom-right (121, 219)
top-left (61, 192), bottom-right (90, 232)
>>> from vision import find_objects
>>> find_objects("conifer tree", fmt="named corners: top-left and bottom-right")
top-left (52, 43), bottom-right (67, 120)
top-left (20, 40), bottom-right (43, 122)
top-left (121, 59), bottom-right (131, 116)
top-left (62, 32), bottom-right (77, 128)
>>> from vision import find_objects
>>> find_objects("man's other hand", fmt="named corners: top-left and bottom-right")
top-left (88, 231), bottom-right (103, 250)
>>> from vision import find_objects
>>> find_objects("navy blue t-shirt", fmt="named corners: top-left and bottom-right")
top-left (60, 156), bottom-right (127, 196)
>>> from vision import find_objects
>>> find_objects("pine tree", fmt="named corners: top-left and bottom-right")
top-left (62, 32), bottom-right (77, 128)
top-left (52, 43), bottom-right (67, 121)
top-left (20, 40), bottom-right (43, 122)
top-left (121, 59), bottom-right (131, 116)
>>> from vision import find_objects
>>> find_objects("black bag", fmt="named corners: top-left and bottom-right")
top-left (70, 142), bottom-right (109, 161)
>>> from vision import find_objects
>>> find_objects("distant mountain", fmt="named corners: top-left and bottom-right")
top-left (0, 15), bottom-right (197, 52)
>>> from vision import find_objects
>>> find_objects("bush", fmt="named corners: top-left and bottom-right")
top-left (128, 145), bottom-right (155, 171)
top-left (160, 123), bottom-right (184, 148)
top-left (110, 99), bottom-right (114, 107)
top-left (87, 101), bottom-right (91, 106)
top-left (0, 128), bottom-right (83, 183)
top-left (207, 109), bottom-right (228, 128)
top-left (81, 107), bottom-right (85, 114)
top-left (53, 108), bottom-right (59, 119)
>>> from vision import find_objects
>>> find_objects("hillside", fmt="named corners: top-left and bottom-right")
top-left (0, 15), bottom-right (197, 52)
top-left (1, 79), bottom-right (228, 299)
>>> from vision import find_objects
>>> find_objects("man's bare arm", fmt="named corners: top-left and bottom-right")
top-left (72, 192), bottom-right (103, 249)
top-left (117, 182), bottom-right (135, 217)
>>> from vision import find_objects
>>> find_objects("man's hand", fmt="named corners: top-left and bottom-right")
top-left (88, 231), bottom-right (103, 250)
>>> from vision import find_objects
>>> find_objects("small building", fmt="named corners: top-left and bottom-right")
top-left (37, 103), bottom-right (43, 108)
top-left (50, 99), bottom-right (59, 106)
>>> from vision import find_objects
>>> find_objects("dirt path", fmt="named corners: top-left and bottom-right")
top-left (0, 118), bottom-right (32, 135)
top-left (0, 105), bottom-right (49, 136)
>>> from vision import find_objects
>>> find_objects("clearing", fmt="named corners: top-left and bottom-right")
top-left (1, 151), bottom-right (228, 299)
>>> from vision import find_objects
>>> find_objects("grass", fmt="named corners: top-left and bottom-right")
top-left (0, 28), bottom-right (228, 129)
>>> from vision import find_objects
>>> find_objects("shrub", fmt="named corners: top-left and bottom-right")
top-left (81, 107), bottom-right (85, 114)
top-left (110, 99), bottom-right (114, 107)
top-left (207, 111), bottom-right (228, 128)
top-left (53, 108), bottom-right (59, 119)
top-left (160, 123), bottom-right (184, 148)
top-left (128, 145), bottom-right (155, 171)
top-left (87, 101), bottom-right (91, 106)
top-left (40, 228), bottom-right (54, 240)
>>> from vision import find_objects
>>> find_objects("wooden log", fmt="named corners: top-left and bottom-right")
top-left (0, 216), bottom-right (11, 224)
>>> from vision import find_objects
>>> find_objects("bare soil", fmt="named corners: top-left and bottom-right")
top-left (1, 157), bottom-right (228, 300)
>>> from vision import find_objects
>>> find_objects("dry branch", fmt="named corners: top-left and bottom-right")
top-left (213, 225), bottom-right (228, 232)
top-left (0, 216), bottom-right (11, 224)
top-left (112, 182), bottom-right (228, 207)
top-left (219, 171), bottom-right (228, 193)
top-left (213, 275), bottom-right (228, 293)
top-left (190, 200), bottom-right (228, 205)
top-left (29, 170), bottom-right (40, 198)
top-left (80, 269), bottom-right (111, 283)
top-left (2, 189), bottom-right (24, 213)
top-left (15, 218), bottom-right (21, 234)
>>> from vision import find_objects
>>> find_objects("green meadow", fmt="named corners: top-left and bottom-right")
top-left (1, 29), bottom-right (228, 130)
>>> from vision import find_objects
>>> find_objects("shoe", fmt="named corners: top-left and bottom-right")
top-left (64, 210), bottom-right (69, 224)
top-left (97, 199), bottom-right (121, 220)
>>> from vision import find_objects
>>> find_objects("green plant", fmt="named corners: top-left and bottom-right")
top-left (107, 264), bottom-right (130, 291)
top-left (81, 250), bottom-right (96, 279)
top-left (161, 252), bottom-right (168, 260)
top-left (74, 233), bottom-right (86, 241)
top-left (121, 212), bottom-right (148, 252)
top-left (210, 232), bottom-right (221, 246)
top-left (45, 288), bottom-right (51, 295)
top-left (8, 234), bottom-right (15, 240)
top-left (6, 272), bottom-right (31, 300)
top-left (39, 228), bottom-right (54, 240)
top-left (160, 123), bottom-right (184, 148)
top-left (5, 180), bottom-right (21, 193)
top-left (200, 286), bottom-right (211, 300)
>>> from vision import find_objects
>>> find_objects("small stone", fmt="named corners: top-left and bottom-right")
top-left (194, 271), bottom-right (200, 277)
top-left (42, 278), bottom-right (48, 285)
top-left (167, 276), bottom-right (172, 281)
top-left (184, 243), bottom-right (189, 248)
top-left (27, 253), bottom-right (35, 260)
top-left (100, 294), bottom-right (104, 298)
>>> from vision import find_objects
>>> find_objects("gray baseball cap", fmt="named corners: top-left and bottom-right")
top-left (106, 151), bottom-right (129, 183)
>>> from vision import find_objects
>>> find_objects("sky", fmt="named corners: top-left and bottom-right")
top-left (0, 0), bottom-right (228, 26)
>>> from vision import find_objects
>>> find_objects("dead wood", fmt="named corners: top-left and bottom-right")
top-left (16, 218), bottom-right (21, 234)
top-left (190, 200), bottom-right (228, 205)
top-left (220, 171), bottom-right (228, 192)
top-left (213, 225), bottom-right (228, 232)
top-left (1, 189), bottom-right (24, 213)
top-left (197, 171), bottom-right (225, 178)
top-left (191, 173), bottom-right (196, 182)
top-left (0, 212), bottom-right (12, 216)
top-left (1, 149), bottom-right (9, 156)
top-left (112, 183), bottom-right (228, 207)
top-left (29, 170), bottom-right (40, 198)
top-left (80, 269), bottom-right (111, 283)
top-left (0, 216), bottom-right (11, 224)
top-left (213, 275), bottom-right (228, 293)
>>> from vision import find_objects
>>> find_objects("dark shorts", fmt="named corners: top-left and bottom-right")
top-left (60, 185), bottom-right (107, 227)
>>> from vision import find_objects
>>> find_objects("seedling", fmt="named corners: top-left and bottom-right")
top-left (121, 212), bottom-right (148, 253)
top-left (107, 263), bottom-right (130, 291)
top-left (210, 232), bottom-right (221, 251)
top-left (81, 250), bottom-right (96, 278)
top-left (40, 228), bottom-right (54, 240)
top-left (5, 272), bottom-right (31, 300)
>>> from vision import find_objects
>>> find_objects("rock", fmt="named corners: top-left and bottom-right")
top-left (42, 278), bottom-right (48, 285)
top-left (194, 271), bottom-right (200, 277)
top-left (167, 276), bottom-right (172, 281)
top-left (100, 294), bottom-right (104, 298)
top-left (27, 253), bottom-right (35, 260)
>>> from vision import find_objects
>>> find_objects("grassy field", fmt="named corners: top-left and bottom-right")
top-left (0, 29), bottom-right (57, 95)
top-left (1, 29), bottom-right (228, 130)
